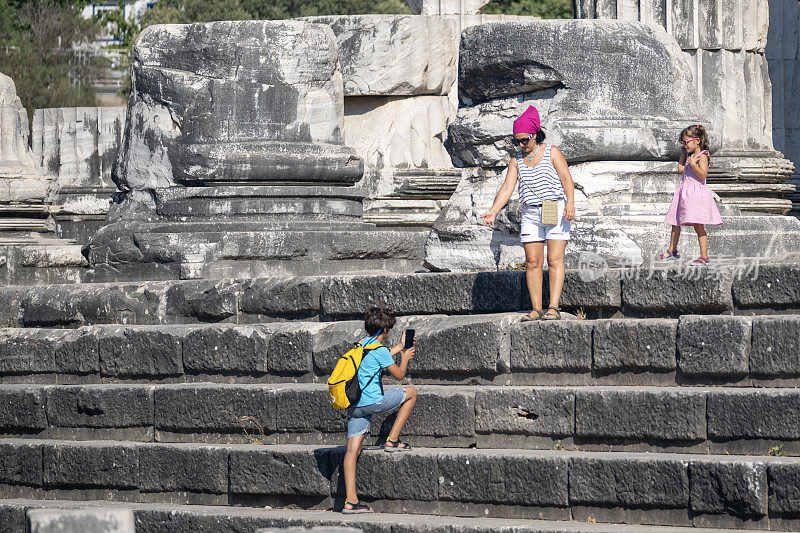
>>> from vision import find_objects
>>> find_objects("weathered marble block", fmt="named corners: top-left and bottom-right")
top-left (449, 20), bottom-right (707, 165)
top-left (575, 0), bottom-right (770, 52)
top-left (115, 20), bottom-right (362, 190)
top-left (32, 107), bottom-right (124, 191)
top-left (31, 107), bottom-right (124, 226)
top-left (423, 161), bottom-right (800, 272)
top-left (575, 0), bottom-right (781, 162)
top-left (0, 72), bottom-right (53, 201)
top-left (301, 15), bottom-right (458, 96)
top-left (345, 95), bottom-right (455, 169)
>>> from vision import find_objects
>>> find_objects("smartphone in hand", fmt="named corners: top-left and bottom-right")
top-left (404, 329), bottom-right (415, 350)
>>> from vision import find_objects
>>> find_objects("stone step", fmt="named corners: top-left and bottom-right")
top-left (2, 262), bottom-right (799, 323)
top-left (391, 168), bottom-right (464, 198)
top-left (0, 204), bottom-right (52, 216)
top-left (576, 214), bottom-right (800, 262)
top-left (0, 440), bottom-right (797, 529)
top-left (152, 185), bottom-right (370, 222)
top-left (720, 198), bottom-right (793, 216)
top-left (0, 219), bottom-right (53, 232)
top-left (87, 226), bottom-right (430, 281)
top-left (3, 383), bottom-right (800, 455)
top-left (0, 498), bottom-right (771, 533)
top-left (362, 211), bottom-right (441, 226)
top-left (363, 198), bottom-right (444, 227)
top-left (1, 313), bottom-right (799, 388)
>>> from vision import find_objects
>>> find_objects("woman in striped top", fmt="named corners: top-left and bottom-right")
top-left (480, 106), bottom-right (576, 321)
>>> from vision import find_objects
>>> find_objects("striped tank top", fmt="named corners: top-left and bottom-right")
top-left (516, 144), bottom-right (565, 206)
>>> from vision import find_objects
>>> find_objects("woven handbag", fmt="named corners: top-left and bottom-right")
top-left (519, 178), bottom-right (560, 226)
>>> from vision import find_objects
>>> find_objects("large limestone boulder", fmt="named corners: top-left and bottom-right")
top-left (301, 15), bottom-right (458, 96)
top-left (447, 19), bottom-right (711, 166)
top-left (115, 20), bottom-right (362, 191)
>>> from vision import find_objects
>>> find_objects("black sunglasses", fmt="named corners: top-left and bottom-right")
top-left (513, 134), bottom-right (534, 145)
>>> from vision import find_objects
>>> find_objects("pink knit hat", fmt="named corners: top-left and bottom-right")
top-left (513, 106), bottom-right (541, 134)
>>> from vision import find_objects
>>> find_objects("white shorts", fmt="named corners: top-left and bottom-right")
top-left (520, 199), bottom-right (571, 243)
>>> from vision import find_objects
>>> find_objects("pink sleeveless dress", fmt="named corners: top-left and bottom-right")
top-left (664, 150), bottom-right (722, 226)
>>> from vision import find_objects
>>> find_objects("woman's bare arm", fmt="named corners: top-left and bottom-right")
top-left (480, 158), bottom-right (519, 226)
top-left (551, 146), bottom-right (576, 221)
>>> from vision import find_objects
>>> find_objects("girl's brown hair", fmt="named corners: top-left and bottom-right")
top-left (680, 124), bottom-right (711, 160)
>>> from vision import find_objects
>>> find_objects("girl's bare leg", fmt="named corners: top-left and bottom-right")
top-left (546, 239), bottom-right (567, 311)
top-left (694, 224), bottom-right (708, 257)
top-left (669, 225), bottom-right (681, 251)
top-left (523, 242), bottom-right (545, 312)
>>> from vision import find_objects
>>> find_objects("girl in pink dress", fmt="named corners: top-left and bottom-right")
top-left (659, 125), bottom-right (722, 264)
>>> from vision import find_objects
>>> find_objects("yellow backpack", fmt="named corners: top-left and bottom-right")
top-left (327, 339), bottom-right (382, 409)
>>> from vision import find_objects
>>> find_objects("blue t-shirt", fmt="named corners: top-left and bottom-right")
top-left (355, 337), bottom-right (395, 407)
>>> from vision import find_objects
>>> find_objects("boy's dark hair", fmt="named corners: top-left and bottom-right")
top-left (680, 124), bottom-right (711, 161)
top-left (364, 307), bottom-right (396, 335)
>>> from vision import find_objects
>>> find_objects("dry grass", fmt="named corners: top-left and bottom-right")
top-left (224, 410), bottom-right (267, 445)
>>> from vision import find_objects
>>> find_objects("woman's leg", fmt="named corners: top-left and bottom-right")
top-left (694, 224), bottom-right (708, 257)
top-left (669, 225), bottom-right (681, 251)
top-left (545, 240), bottom-right (567, 313)
top-left (386, 386), bottom-right (417, 443)
top-left (523, 241), bottom-right (545, 312)
top-left (344, 432), bottom-right (366, 505)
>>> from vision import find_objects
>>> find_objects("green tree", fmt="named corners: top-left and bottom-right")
top-left (0, 0), bottom-right (105, 121)
top-left (483, 0), bottom-right (573, 18)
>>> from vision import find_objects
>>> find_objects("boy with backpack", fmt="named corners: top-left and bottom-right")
top-left (342, 307), bottom-right (416, 513)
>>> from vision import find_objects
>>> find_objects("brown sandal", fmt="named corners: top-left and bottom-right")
top-left (342, 500), bottom-right (373, 514)
top-left (521, 309), bottom-right (544, 321)
top-left (384, 439), bottom-right (412, 452)
top-left (541, 307), bottom-right (561, 320)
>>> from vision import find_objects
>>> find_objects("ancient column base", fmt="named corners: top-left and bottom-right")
top-left (85, 185), bottom-right (428, 281)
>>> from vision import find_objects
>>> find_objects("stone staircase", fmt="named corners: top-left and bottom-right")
top-left (1, 264), bottom-right (800, 532)
top-left (362, 169), bottom-right (464, 227)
